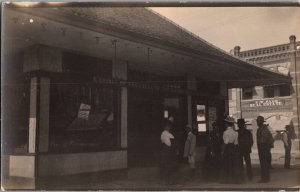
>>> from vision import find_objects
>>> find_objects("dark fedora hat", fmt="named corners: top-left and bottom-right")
top-left (237, 118), bottom-right (248, 124)
top-left (256, 115), bottom-right (266, 122)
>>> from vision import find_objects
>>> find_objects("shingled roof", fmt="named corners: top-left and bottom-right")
top-left (60, 8), bottom-right (214, 52)
top-left (25, 7), bottom-right (236, 61)
top-left (12, 6), bottom-right (291, 87)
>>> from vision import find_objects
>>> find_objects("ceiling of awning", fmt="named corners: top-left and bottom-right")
top-left (3, 5), bottom-right (291, 88)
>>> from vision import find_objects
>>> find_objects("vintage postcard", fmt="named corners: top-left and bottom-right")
top-left (1, 1), bottom-right (299, 190)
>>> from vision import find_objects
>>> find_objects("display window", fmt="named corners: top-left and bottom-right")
top-left (49, 52), bottom-right (119, 153)
top-left (49, 76), bottom-right (120, 152)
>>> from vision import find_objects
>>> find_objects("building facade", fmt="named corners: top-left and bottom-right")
top-left (1, 4), bottom-right (291, 189)
top-left (229, 36), bottom-right (300, 149)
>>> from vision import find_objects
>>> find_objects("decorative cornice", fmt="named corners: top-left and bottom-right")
top-left (242, 50), bottom-right (300, 64)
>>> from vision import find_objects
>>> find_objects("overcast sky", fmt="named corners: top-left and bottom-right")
top-left (151, 7), bottom-right (300, 52)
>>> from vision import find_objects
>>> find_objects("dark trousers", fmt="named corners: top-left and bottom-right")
top-left (268, 150), bottom-right (272, 168)
top-left (284, 145), bottom-right (291, 168)
top-left (258, 143), bottom-right (271, 181)
top-left (241, 151), bottom-right (253, 180)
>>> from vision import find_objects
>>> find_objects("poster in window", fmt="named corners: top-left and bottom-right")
top-left (208, 106), bottom-right (217, 132)
top-left (78, 103), bottom-right (91, 120)
top-left (197, 105), bottom-right (206, 121)
top-left (198, 123), bottom-right (206, 132)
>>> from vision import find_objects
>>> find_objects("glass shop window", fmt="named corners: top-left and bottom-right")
top-left (50, 79), bottom-right (118, 152)
top-left (196, 105), bottom-right (206, 132)
top-left (242, 87), bottom-right (253, 100)
top-left (3, 76), bottom-right (30, 154)
top-left (49, 52), bottom-right (117, 153)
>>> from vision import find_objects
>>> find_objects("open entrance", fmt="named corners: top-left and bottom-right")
top-left (128, 89), bottom-right (164, 167)
top-left (128, 89), bottom-right (187, 167)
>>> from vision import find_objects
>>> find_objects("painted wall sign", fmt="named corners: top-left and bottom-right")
top-left (249, 99), bottom-right (284, 107)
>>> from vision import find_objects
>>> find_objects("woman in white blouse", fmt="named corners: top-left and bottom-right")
top-left (220, 116), bottom-right (243, 184)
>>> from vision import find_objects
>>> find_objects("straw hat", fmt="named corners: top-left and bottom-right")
top-left (224, 116), bottom-right (236, 124)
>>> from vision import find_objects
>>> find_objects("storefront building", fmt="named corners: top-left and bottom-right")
top-left (1, 4), bottom-right (290, 189)
top-left (229, 36), bottom-right (300, 149)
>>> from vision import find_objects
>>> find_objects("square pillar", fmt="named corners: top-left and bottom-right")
top-left (28, 76), bottom-right (50, 153)
top-left (220, 81), bottom-right (229, 115)
top-left (187, 74), bottom-right (197, 126)
top-left (113, 60), bottom-right (128, 148)
top-left (28, 77), bottom-right (38, 154)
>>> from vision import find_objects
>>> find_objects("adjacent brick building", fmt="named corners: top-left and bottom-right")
top-left (229, 36), bottom-right (300, 149)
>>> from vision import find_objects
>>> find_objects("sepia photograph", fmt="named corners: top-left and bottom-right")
top-left (1, 1), bottom-right (300, 190)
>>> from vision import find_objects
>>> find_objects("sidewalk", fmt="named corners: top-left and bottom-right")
top-left (3, 163), bottom-right (299, 190)
top-left (66, 165), bottom-right (300, 190)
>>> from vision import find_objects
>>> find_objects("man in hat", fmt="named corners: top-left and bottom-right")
top-left (237, 118), bottom-right (253, 181)
top-left (282, 125), bottom-right (292, 169)
top-left (183, 124), bottom-right (197, 179)
top-left (256, 115), bottom-right (274, 183)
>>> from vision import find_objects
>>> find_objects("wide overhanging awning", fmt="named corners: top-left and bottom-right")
top-left (214, 58), bottom-right (292, 89)
top-left (8, 6), bottom-right (291, 89)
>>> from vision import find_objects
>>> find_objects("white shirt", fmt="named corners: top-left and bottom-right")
top-left (223, 126), bottom-right (238, 145)
top-left (161, 130), bottom-right (174, 147)
top-left (268, 126), bottom-right (276, 138)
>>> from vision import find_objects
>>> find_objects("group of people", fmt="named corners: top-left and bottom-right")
top-left (159, 115), bottom-right (294, 185)
top-left (205, 116), bottom-right (254, 184)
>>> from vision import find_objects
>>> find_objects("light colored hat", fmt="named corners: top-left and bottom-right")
top-left (224, 116), bottom-right (236, 124)
top-left (168, 116), bottom-right (174, 122)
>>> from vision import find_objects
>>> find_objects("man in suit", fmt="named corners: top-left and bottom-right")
top-left (237, 118), bottom-right (253, 181)
top-left (282, 125), bottom-right (292, 169)
top-left (256, 116), bottom-right (274, 183)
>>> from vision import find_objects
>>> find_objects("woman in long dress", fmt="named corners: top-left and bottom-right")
top-left (159, 122), bottom-right (178, 185)
top-left (220, 116), bottom-right (244, 184)
top-left (203, 122), bottom-right (222, 181)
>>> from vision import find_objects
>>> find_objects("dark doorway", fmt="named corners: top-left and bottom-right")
top-left (163, 96), bottom-right (187, 161)
top-left (128, 89), bottom-right (164, 168)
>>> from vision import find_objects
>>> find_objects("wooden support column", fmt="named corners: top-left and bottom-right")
top-left (120, 87), bottom-right (128, 148)
top-left (28, 76), bottom-right (50, 154)
top-left (28, 77), bottom-right (38, 154)
top-left (220, 81), bottom-right (228, 115)
top-left (187, 74), bottom-right (197, 126)
top-left (113, 60), bottom-right (128, 148)
top-left (38, 77), bottom-right (50, 152)
top-left (25, 45), bottom-right (61, 154)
